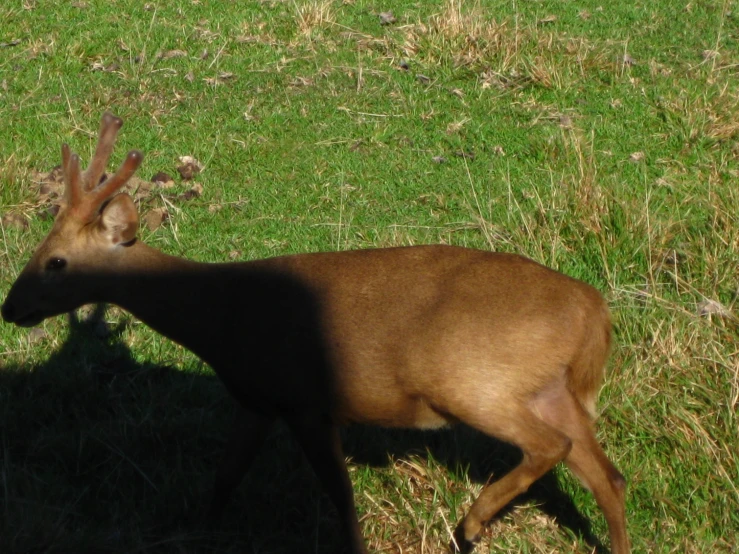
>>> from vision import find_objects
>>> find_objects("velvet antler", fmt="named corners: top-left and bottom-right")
top-left (62, 112), bottom-right (144, 220)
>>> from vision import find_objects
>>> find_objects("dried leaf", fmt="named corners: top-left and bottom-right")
top-left (180, 182), bottom-right (203, 200)
top-left (629, 151), bottom-right (645, 162)
top-left (228, 250), bottom-right (241, 260)
top-left (151, 171), bottom-right (175, 189)
top-left (177, 156), bottom-right (203, 180)
top-left (159, 49), bottom-right (188, 60)
top-left (623, 53), bottom-right (637, 66)
top-left (37, 205), bottom-right (60, 221)
top-left (28, 327), bottom-right (48, 343)
top-left (454, 149), bottom-right (475, 160)
top-left (204, 72), bottom-right (235, 85)
top-left (697, 299), bottom-right (733, 319)
top-left (194, 22), bottom-right (219, 42)
top-left (144, 207), bottom-right (169, 231)
top-left (46, 165), bottom-right (64, 183)
top-left (1, 212), bottom-right (29, 229)
top-left (91, 60), bottom-right (119, 73)
top-left (559, 115), bottom-right (573, 129)
top-left (290, 76), bottom-right (314, 87)
top-left (128, 177), bottom-right (153, 203)
top-left (36, 169), bottom-right (65, 200)
top-left (446, 119), bottom-right (468, 134)
top-left (397, 136), bottom-right (414, 148)
top-left (379, 11), bottom-right (396, 25)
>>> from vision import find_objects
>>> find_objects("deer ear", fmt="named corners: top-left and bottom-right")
top-left (99, 193), bottom-right (139, 245)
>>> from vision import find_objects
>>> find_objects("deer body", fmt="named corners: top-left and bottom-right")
top-left (1, 114), bottom-right (629, 554)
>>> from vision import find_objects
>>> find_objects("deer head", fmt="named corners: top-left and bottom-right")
top-left (1, 113), bottom-right (144, 327)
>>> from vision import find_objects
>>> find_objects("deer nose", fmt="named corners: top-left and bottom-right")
top-left (1, 301), bottom-right (15, 322)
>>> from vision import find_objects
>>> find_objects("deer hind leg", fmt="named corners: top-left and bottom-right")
top-left (453, 409), bottom-right (573, 553)
top-left (553, 398), bottom-right (630, 554)
top-left (531, 384), bottom-right (630, 554)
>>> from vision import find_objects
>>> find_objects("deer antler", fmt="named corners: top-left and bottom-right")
top-left (61, 112), bottom-right (144, 220)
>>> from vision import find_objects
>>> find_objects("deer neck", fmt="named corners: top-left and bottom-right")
top-left (98, 241), bottom-right (322, 375)
top-left (102, 240), bottom-right (230, 358)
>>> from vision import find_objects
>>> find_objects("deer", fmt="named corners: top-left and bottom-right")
top-left (1, 112), bottom-right (629, 554)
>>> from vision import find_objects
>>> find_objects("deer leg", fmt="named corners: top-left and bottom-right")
top-left (564, 430), bottom-right (629, 554)
top-left (531, 385), bottom-right (630, 554)
top-left (289, 416), bottom-right (367, 554)
top-left (557, 403), bottom-right (630, 554)
top-left (453, 412), bottom-right (573, 553)
top-left (206, 406), bottom-right (275, 522)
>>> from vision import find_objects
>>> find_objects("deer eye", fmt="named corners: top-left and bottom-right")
top-left (46, 257), bottom-right (67, 271)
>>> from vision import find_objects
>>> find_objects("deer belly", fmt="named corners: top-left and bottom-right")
top-left (338, 386), bottom-right (453, 430)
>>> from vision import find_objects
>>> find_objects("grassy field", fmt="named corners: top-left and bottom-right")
top-left (1, 0), bottom-right (737, 552)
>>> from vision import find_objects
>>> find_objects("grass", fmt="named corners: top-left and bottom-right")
top-left (1, 0), bottom-right (738, 552)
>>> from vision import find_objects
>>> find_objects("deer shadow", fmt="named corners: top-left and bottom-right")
top-left (0, 305), bottom-right (606, 554)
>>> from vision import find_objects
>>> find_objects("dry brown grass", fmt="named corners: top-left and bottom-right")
top-left (235, 19), bottom-right (280, 47)
top-left (357, 455), bottom-right (600, 553)
top-left (294, 0), bottom-right (336, 37)
top-left (404, 0), bottom-right (513, 70)
top-left (393, 0), bottom-right (619, 91)
top-left (659, 86), bottom-right (739, 144)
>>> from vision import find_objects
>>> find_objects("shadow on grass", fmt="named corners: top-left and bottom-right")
top-left (344, 426), bottom-right (609, 554)
top-left (0, 305), bottom-right (606, 554)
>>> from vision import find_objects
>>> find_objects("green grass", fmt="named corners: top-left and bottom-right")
top-left (1, 0), bottom-right (738, 552)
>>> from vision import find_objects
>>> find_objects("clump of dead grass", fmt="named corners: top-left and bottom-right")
top-left (559, 126), bottom-right (610, 236)
top-left (396, 0), bottom-right (619, 90)
top-left (294, 0), bottom-right (336, 37)
top-left (659, 86), bottom-right (739, 145)
top-left (235, 19), bottom-right (280, 47)
top-left (403, 0), bottom-right (512, 70)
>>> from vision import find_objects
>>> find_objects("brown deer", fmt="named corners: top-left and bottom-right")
top-left (1, 113), bottom-right (629, 554)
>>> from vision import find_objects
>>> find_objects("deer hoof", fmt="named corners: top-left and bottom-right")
top-left (451, 522), bottom-right (478, 554)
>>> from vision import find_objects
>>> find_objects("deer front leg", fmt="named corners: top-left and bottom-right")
top-left (289, 416), bottom-right (367, 554)
top-left (206, 406), bottom-right (275, 523)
